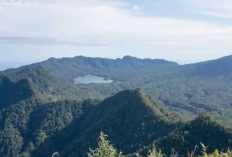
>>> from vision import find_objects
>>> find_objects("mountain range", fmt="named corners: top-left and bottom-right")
top-left (1, 55), bottom-right (232, 156)
top-left (3, 55), bottom-right (232, 123)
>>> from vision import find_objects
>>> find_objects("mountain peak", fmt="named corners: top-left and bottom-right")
top-left (195, 112), bottom-right (213, 122)
top-left (113, 88), bottom-right (143, 97)
top-left (122, 55), bottom-right (138, 60)
top-left (58, 89), bottom-right (180, 156)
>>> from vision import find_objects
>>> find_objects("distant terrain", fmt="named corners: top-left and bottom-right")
top-left (1, 55), bottom-right (232, 156)
top-left (4, 55), bottom-right (232, 123)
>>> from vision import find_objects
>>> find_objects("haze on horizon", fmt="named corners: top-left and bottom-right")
top-left (1, 0), bottom-right (232, 70)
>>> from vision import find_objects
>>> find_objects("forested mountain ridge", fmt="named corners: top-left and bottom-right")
top-left (0, 88), bottom-right (181, 157)
top-left (0, 74), bottom-right (231, 157)
top-left (0, 72), bottom-right (35, 110)
top-left (4, 55), bottom-right (232, 124)
top-left (9, 68), bottom-right (87, 100)
top-left (1, 55), bottom-right (232, 156)
top-left (141, 113), bottom-right (232, 156)
top-left (4, 67), bottom-right (129, 103)
top-left (4, 55), bottom-right (232, 81)
top-left (4, 56), bottom-right (178, 83)
top-left (58, 89), bottom-right (181, 157)
top-left (171, 55), bottom-right (232, 79)
top-left (0, 97), bottom-right (99, 157)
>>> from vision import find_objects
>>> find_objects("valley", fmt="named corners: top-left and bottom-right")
top-left (4, 55), bottom-right (232, 123)
top-left (1, 55), bottom-right (232, 157)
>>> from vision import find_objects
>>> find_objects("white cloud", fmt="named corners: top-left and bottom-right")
top-left (1, 0), bottom-right (232, 69)
top-left (0, 0), bottom-right (232, 48)
top-left (147, 41), bottom-right (181, 47)
top-left (0, 36), bottom-right (105, 46)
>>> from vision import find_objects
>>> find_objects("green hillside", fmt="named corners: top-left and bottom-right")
top-left (58, 89), bottom-right (181, 157)
top-left (141, 113), bottom-right (232, 156)
top-left (0, 96), bottom-right (99, 157)
top-left (4, 55), bottom-right (232, 124)
top-left (9, 67), bottom-right (114, 101)
top-left (0, 72), bottom-right (34, 110)
top-left (0, 80), bottom-right (231, 157)
top-left (1, 55), bottom-right (232, 157)
top-left (0, 88), bottom-right (181, 157)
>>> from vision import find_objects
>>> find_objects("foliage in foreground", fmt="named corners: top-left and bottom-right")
top-left (87, 132), bottom-right (232, 157)
top-left (88, 132), bottom-right (124, 157)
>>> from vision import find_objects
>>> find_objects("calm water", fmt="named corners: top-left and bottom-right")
top-left (74, 75), bottom-right (113, 84)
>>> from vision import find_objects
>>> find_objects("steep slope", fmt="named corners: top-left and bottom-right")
top-left (0, 69), bottom-right (101, 156)
top-left (1, 82), bottom-right (231, 157)
top-left (0, 72), bottom-right (34, 110)
top-left (8, 67), bottom-right (102, 101)
top-left (148, 113), bottom-right (232, 156)
top-left (49, 89), bottom-right (181, 157)
top-left (0, 98), bottom-right (99, 157)
top-left (0, 89), bottom-right (181, 157)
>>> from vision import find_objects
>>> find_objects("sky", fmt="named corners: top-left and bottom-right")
top-left (1, 0), bottom-right (232, 70)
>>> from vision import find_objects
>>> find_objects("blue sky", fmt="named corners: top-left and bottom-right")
top-left (0, 0), bottom-right (232, 70)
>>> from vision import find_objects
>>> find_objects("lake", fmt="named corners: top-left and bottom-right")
top-left (74, 75), bottom-right (113, 84)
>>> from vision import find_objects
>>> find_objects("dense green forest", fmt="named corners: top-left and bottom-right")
top-left (0, 73), bottom-right (34, 110)
top-left (0, 86), bottom-right (181, 157)
top-left (89, 130), bottom-right (232, 157)
top-left (138, 113), bottom-right (232, 156)
top-left (1, 55), bottom-right (232, 156)
top-left (0, 82), bottom-right (231, 157)
top-left (4, 55), bottom-right (232, 124)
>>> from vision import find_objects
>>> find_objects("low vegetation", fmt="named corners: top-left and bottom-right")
top-left (87, 132), bottom-right (232, 157)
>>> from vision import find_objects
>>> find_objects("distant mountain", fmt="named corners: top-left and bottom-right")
top-left (4, 55), bottom-right (232, 125)
top-left (8, 67), bottom-right (122, 101)
top-left (0, 72), bottom-right (34, 110)
top-left (4, 55), bottom-right (178, 82)
top-left (5, 55), bottom-right (232, 81)
top-left (178, 55), bottom-right (232, 77)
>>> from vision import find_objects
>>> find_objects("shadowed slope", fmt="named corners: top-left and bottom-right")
top-left (0, 72), bottom-right (34, 110)
top-left (58, 89), bottom-right (181, 157)
top-left (151, 113), bottom-right (232, 156)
